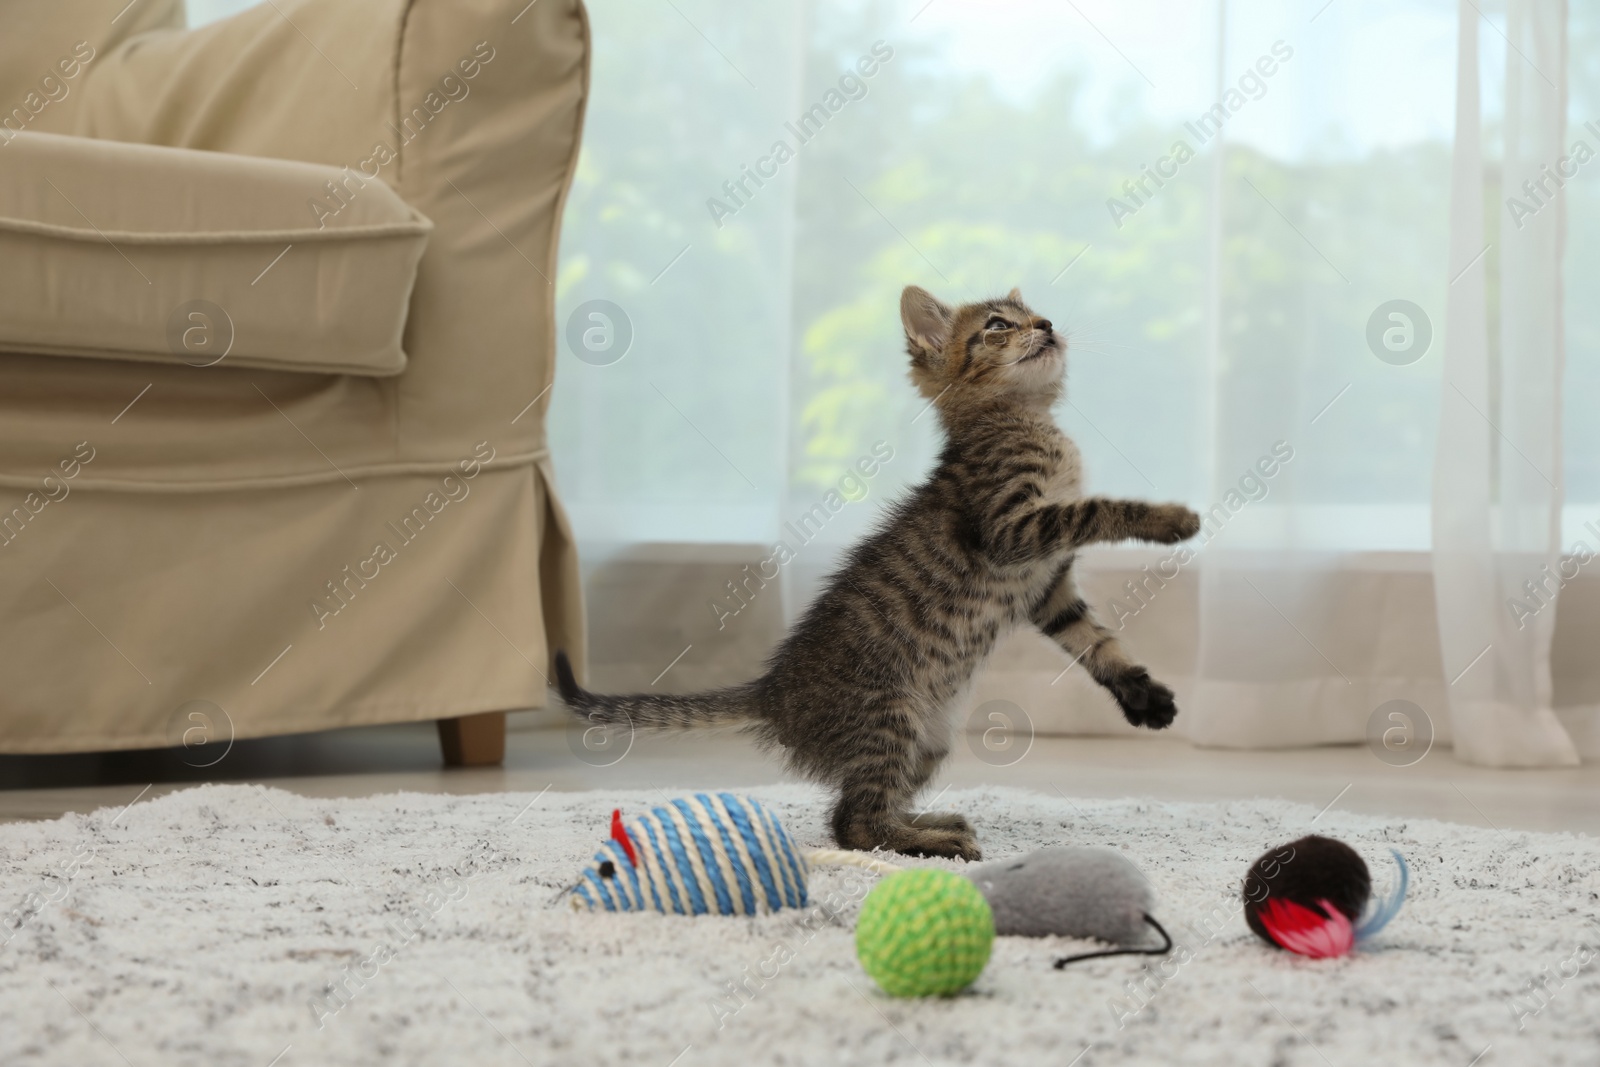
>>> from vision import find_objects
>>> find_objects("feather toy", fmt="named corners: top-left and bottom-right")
top-left (1244, 834), bottom-right (1409, 959)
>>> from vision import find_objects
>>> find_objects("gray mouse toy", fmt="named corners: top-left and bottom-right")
top-left (964, 845), bottom-right (1172, 967)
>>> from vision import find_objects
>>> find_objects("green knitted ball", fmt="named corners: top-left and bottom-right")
top-left (855, 869), bottom-right (994, 997)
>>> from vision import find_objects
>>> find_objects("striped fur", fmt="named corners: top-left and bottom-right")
top-left (556, 286), bottom-right (1200, 861)
top-left (571, 793), bottom-right (808, 915)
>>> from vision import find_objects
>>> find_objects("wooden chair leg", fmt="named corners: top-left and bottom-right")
top-left (437, 711), bottom-right (507, 767)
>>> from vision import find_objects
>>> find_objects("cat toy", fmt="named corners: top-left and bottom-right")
top-left (564, 792), bottom-right (894, 915)
top-left (565, 793), bottom-right (1173, 945)
top-left (565, 793), bottom-right (990, 997)
top-left (966, 845), bottom-right (1175, 967)
top-left (857, 845), bottom-right (1174, 994)
top-left (856, 869), bottom-right (994, 997)
top-left (1242, 834), bottom-right (1409, 958)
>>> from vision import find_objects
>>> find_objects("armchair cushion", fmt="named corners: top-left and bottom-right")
top-left (10, 0), bottom-right (592, 491)
top-left (0, 130), bottom-right (431, 376)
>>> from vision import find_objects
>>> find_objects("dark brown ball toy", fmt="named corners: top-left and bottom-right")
top-left (1243, 835), bottom-right (1370, 949)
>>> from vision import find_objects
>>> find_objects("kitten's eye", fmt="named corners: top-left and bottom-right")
top-left (985, 316), bottom-right (1012, 332)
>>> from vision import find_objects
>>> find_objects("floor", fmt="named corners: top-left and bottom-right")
top-left (4, 722), bottom-right (1597, 836)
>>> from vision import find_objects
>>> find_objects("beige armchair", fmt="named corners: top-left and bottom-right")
top-left (0, 0), bottom-right (589, 764)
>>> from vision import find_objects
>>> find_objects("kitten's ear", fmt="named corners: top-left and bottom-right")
top-left (1006, 287), bottom-right (1023, 302)
top-left (900, 286), bottom-right (954, 353)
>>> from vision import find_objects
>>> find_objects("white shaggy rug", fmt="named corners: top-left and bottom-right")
top-left (2, 783), bottom-right (1597, 1067)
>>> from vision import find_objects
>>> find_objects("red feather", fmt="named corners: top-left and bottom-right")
top-left (1258, 898), bottom-right (1354, 958)
top-left (610, 809), bottom-right (638, 867)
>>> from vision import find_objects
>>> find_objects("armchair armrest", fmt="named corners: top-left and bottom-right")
top-left (0, 130), bottom-right (431, 375)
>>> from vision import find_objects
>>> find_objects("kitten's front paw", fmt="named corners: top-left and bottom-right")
top-left (1147, 504), bottom-right (1201, 544)
top-left (1111, 667), bottom-right (1178, 729)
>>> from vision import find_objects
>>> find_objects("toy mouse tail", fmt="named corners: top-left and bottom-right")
top-left (1054, 914), bottom-right (1173, 969)
top-left (805, 849), bottom-right (902, 876)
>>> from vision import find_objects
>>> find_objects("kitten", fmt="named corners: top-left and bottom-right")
top-left (555, 286), bottom-right (1200, 861)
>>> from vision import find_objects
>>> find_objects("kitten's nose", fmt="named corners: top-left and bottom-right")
top-left (1035, 319), bottom-right (1053, 334)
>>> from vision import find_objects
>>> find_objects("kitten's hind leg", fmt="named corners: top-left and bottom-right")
top-left (1032, 564), bottom-right (1178, 729)
top-left (908, 810), bottom-right (973, 832)
top-left (905, 739), bottom-right (971, 834)
top-left (831, 791), bottom-right (981, 861)
top-left (828, 716), bottom-right (980, 861)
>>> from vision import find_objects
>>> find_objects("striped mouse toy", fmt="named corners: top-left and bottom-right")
top-left (562, 792), bottom-right (893, 916)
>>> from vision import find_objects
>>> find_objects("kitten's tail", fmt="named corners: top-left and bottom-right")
top-left (552, 650), bottom-right (759, 729)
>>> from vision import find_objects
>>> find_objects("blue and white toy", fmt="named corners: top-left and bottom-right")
top-left (566, 792), bottom-right (894, 916)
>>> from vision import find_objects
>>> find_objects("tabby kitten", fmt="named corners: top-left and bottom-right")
top-left (555, 286), bottom-right (1200, 861)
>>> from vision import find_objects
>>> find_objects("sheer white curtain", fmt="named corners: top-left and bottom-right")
top-left (1101, 0), bottom-right (1464, 752)
top-left (1185, 0), bottom-right (1589, 766)
top-left (538, 0), bottom-right (1595, 760)
top-left (1432, 0), bottom-right (1578, 766)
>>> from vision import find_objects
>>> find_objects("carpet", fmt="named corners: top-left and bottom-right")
top-left (1, 782), bottom-right (1596, 1066)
